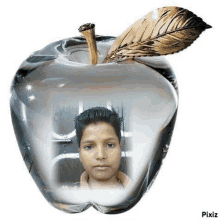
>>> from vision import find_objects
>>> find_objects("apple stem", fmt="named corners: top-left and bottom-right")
top-left (78, 23), bottom-right (98, 65)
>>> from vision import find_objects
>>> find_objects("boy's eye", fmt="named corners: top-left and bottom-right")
top-left (107, 143), bottom-right (115, 148)
top-left (84, 145), bottom-right (93, 150)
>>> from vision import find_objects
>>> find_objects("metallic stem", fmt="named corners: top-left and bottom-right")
top-left (78, 23), bottom-right (98, 65)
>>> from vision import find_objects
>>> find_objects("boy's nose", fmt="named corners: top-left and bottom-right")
top-left (96, 145), bottom-right (107, 160)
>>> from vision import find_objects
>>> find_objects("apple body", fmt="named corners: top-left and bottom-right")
top-left (10, 35), bottom-right (178, 214)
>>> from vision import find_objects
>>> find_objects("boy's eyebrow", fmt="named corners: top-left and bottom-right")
top-left (104, 137), bottom-right (117, 141)
top-left (81, 140), bottom-right (95, 144)
top-left (81, 137), bottom-right (117, 144)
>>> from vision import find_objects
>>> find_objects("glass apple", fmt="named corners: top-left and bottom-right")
top-left (10, 35), bottom-right (178, 214)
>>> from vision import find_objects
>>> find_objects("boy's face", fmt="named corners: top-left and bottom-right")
top-left (79, 122), bottom-right (121, 181)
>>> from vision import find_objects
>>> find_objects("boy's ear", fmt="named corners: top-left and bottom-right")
top-left (78, 148), bottom-right (81, 162)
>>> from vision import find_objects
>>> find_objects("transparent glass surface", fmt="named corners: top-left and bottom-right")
top-left (10, 36), bottom-right (178, 214)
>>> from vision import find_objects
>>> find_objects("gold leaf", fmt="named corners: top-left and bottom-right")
top-left (103, 7), bottom-right (211, 63)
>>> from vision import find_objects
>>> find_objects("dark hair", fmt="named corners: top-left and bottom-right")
top-left (74, 107), bottom-right (123, 147)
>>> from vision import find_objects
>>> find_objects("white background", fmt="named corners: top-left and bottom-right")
top-left (1, 0), bottom-right (219, 219)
